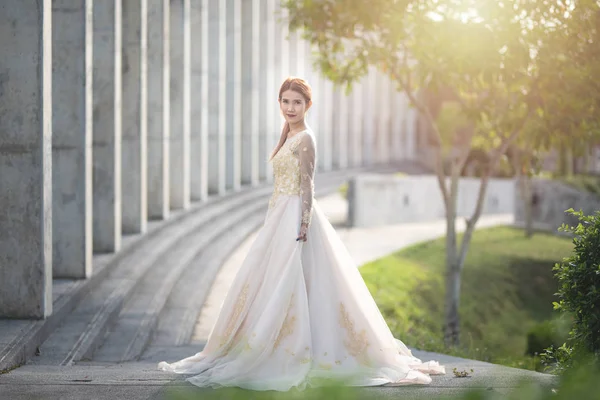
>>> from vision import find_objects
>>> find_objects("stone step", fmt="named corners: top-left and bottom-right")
top-left (0, 186), bottom-right (269, 371)
top-left (29, 188), bottom-right (272, 366)
top-left (1, 165), bottom-right (407, 372)
top-left (92, 199), bottom-right (268, 363)
top-left (145, 210), bottom-right (265, 353)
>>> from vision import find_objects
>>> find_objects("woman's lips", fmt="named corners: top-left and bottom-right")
top-left (286, 114), bottom-right (296, 118)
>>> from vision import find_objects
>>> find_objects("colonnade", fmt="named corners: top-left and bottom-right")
top-left (0, 0), bottom-right (418, 319)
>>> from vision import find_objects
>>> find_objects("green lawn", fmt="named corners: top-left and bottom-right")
top-left (359, 226), bottom-right (574, 371)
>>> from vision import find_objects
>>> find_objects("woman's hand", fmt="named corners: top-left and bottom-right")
top-left (296, 223), bottom-right (308, 242)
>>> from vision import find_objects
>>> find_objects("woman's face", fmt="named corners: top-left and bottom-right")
top-left (279, 89), bottom-right (311, 125)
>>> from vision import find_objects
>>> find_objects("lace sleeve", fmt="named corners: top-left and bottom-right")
top-left (297, 133), bottom-right (316, 226)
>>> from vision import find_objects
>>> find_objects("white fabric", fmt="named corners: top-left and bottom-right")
top-left (158, 129), bottom-right (445, 391)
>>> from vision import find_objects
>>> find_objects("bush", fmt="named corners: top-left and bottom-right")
top-left (544, 208), bottom-right (600, 370)
top-left (526, 320), bottom-right (568, 357)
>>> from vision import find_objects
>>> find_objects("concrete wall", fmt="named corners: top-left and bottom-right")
top-left (0, 1), bottom-right (419, 319)
top-left (348, 175), bottom-right (515, 228)
top-left (514, 178), bottom-right (600, 232)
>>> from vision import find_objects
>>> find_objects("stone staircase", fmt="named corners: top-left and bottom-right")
top-left (2, 163), bottom-right (424, 372)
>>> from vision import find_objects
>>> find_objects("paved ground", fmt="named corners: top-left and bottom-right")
top-left (0, 353), bottom-right (555, 400)
top-left (0, 192), bottom-right (552, 400)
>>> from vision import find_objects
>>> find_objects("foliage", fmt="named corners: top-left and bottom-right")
top-left (526, 319), bottom-right (570, 357)
top-left (360, 226), bottom-right (572, 371)
top-left (543, 209), bottom-right (600, 370)
top-left (533, 0), bottom-right (600, 153)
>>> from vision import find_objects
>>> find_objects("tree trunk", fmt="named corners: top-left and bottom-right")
top-left (443, 257), bottom-right (461, 347)
top-left (443, 166), bottom-right (461, 347)
top-left (517, 175), bottom-right (535, 238)
top-left (523, 177), bottom-right (534, 238)
top-left (583, 148), bottom-right (591, 174)
top-left (565, 146), bottom-right (574, 177)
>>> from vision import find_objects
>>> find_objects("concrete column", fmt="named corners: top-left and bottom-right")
top-left (331, 85), bottom-right (349, 170)
top-left (272, 1), bottom-right (287, 163)
top-left (379, 73), bottom-right (391, 164)
top-left (0, 0), bottom-right (53, 318)
top-left (349, 81), bottom-right (363, 168)
top-left (401, 94), bottom-right (411, 160)
top-left (262, 0), bottom-right (276, 183)
top-left (362, 69), bottom-right (376, 165)
top-left (258, 0), bottom-right (269, 182)
top-left (207, 0), bottom-right (226, 194)
top-left (225, 0), bottom-right (242, 191)
top-left (313, 73), bottom-right (325, 172)
top-left (288, 31), bottom-right (297, 76)
top-left (322, 78), bottom-right (333, 171)
top-left (51, 0), bottom-right (93, 278)
top-left (93, 0), bottom-right (122, 253)
top-left (303, 42), bottom-right (317, 132)
top-left (372, 71), bottom-right (382, 164)
top-left (346, 84), bottom-right (356, 168)
top-left (169, 0), bottom-right (190, 209)
top-left (338, 88), bottom-right (349, 169)
top-left (331, 87), bottom-right (341, 169)
top-left (190, 0), bottom-right (208, 201)
top-left (350, 80), bottom-right (364, 167)
top-left (296, 37), bottom-right (306, 79)
top-left (278, 3), bottom-right (290, 81)
top-left (391, 90), bottom-right (404, 161)
top-left (121, 0), bottom-right (148, 234)
top-left (240, 0), bottom-right (260, 186)
top-left (406, 105), bottom-right (417, 160)
top-left (147, 0), bottom-right (169, 220)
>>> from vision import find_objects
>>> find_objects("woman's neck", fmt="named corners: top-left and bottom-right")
top-left (287, 120), bottom-right (307, 137)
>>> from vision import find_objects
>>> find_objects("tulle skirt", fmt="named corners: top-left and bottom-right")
top-left (157, 195), bottom-right (445, 391)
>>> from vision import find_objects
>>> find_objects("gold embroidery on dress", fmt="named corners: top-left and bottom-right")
top-left (273, 294), bottom-right (296, 351)
top-left (220, 283), bottom-right (250, 348)
top-left (268, 132), bottom-right (315, 227)
top-left (318, 362), bottom-right (333, 370)
top-left (269, 134), bottom-right (303, 210)
top-left (339, 303), bottom-right (370, 365)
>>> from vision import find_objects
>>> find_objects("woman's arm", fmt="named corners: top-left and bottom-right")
top-left (298, 133), bottom-right (316, 227)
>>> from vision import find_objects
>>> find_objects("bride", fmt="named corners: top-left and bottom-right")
top-left (158, 77), bottom-right (445, 391)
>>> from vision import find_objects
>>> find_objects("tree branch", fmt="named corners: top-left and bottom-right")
top-left (389, 60), bottom-right (450, 206)
top-left (456, 105), bottom-right (535, 268)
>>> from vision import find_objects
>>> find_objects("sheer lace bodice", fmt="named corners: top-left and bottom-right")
top-left (269, 130), bottom-right (316, 226)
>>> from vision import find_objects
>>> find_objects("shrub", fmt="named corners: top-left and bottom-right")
top-left (544, 208), bottom-right (600, 370)
top-left (526, 320), bottom-right (567, 357)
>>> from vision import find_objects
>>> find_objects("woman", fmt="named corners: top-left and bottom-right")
top-left (158, 77), bottom-right (445, 391)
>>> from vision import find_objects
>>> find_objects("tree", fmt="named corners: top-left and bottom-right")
top-left (513, 0), bottom-right (600, 233)
top-left (285, 0), bottom-right (567, 346)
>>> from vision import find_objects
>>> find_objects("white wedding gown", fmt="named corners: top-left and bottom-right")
top-left (158, 128), bottom-right (445, 391)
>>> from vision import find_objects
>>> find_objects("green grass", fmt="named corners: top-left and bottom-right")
top-left (360, 226), bottom-right (574, 371)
